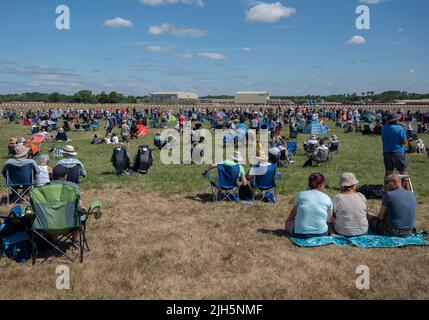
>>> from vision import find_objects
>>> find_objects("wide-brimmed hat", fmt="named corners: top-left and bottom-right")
top-left (9, 137), bottom-right (18, 144)
top-left (385, 113), bottom-right (402, 124)
top-left (339, 172), bottom-right (359, 188)
top-left (14, 145), bottom-right (30, 158)
top-left (331, 135), bottom-right (338, 140)
top-left (230, 151), bottom-right (244, 162)
top-left (252, 151), bottom-right (269, 163)
top-left (62, 145), bottom-right (77, 156)
top-left (310, 134), bottom-right (317, 140)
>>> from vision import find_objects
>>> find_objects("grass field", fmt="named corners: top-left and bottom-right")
top-left (0, 119), bottom-right (428, 300)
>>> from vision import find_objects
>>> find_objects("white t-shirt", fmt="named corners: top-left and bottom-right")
top-left (36, 165), bottom-right (51, 186)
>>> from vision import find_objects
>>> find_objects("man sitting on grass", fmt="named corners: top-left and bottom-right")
top-left (368, 174), bottom-right (416, 237)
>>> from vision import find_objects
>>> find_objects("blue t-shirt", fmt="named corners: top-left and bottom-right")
top-left (294, 190), bottom-right (333, 235)
top-left (382, 189), bottom-right (416, 231)
top-left (382, 124), bottom-right (407, 153)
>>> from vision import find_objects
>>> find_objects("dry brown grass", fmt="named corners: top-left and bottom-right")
top-left (1, 187), bottom-right (428, 300)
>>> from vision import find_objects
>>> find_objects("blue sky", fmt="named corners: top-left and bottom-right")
top-left (0, 0), bottom-right (428, 96)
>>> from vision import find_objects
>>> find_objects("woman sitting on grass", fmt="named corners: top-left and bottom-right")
top-left (285, 173), bottom-right (333, 239)
top-left (331, 173), bottom-right (369, 237)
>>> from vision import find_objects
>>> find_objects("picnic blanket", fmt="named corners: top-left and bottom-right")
top-left (289, 232), bottom-right (429, 248)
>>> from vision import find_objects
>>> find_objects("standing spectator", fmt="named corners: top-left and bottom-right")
top-left (121, 120), bottom-right (131, 147)
top-left (381, 113), bottom-right (410, 190)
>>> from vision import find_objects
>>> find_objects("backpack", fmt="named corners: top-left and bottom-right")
top-left (134, 145), bottom-right (153, 173)
top-left (358, 184), bottom-right (384, 199)
top-left (112, 147), bottom-right (130, 173)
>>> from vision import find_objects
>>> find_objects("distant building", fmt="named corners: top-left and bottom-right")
top-left (150, 92), bottom-right (198, 103)
top-left (235, 91), bottom-right (269, 105)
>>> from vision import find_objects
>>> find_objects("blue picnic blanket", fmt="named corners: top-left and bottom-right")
top-left (289, 232), bottom-right (429, 248)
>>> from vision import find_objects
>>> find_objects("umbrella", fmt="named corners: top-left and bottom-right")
top-left (39, 120), bottom-right (56, 127)
top-left (136, 125), bottom-right (148, 137)
top-left (24, 138), bottom-right (42, 156)
top-left (31, 133), bottom-right (46, 142)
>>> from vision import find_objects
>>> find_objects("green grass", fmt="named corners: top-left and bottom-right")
top-left (1, 119), bottom-right (428, 199)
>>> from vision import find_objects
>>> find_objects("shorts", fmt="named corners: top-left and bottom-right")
top-left (122, 135), bottom-right (130, 143)
top-left (383, 152), bottom-right (408, 173)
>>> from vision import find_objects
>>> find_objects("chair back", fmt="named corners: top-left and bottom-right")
top-left (316, 148), bottom-right (330, 162)
top-left (287, 141), bottom-right (298, 154)
top-left (55, 164), bottom-right (82, 184)
top-left (30, 183), bottom-right (80, 235)
top-left (253, 164), bottom-right (277, 190)
top-left (217, 164), bottom-right (240, 190)
top-left (6, 163), bottom-right (35, 187)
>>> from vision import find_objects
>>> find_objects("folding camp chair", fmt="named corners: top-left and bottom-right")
top-left (312, 149), bottom-right (330, 167)
top-left (251, 164), bottom-right (281, 202)
top-left (287, 141), bottom-right (298, 155)
top-left (398, 174), bottom-right (415, 195)
top-left (204, 164), bottom-right (240, 202)
top-left (29, 183), bottom-right (102, 264)
top-left (5, 164), bottom-right (37, 206)
top-left (54, 164), bottom-right (83, 185)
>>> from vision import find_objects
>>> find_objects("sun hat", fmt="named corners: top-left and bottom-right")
top-left (62, 145), bottom-right (78, 156)
top-left (339, 172), bottom-right (359, 188)
top-left (252, 151), bottom-right (269, 163)
top-left (14, 145), bottom-right (30, 158)
top-left (331, 135), bottom-right (338, 140)
top-left (9, 137), bottom-right (18, 144)
top-left (385, 113), bottom-right (402, 124)
top-left (310, 134), bottom-right (317, 140)
top-left (230, 151), bottom-right (244, 162)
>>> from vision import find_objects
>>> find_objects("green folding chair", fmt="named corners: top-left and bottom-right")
top-left (29, 183), bottom-right (102, 265)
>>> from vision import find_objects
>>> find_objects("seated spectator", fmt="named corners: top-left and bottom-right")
top-left (285, 173), bottom-right (333, 239)
top-left (55, 128), bottom-right (69, 142)
top-left (304, 135), bottom-right (318, 154)
top-left (329, 135), bottom-right (339, 152)
top-left (332, 173), bottom-right (369, 237)
top-left (205, 151), bottom-right (248, 186)
top-left (8, 137), bottom-right (18, 157)
top-left (154, 131), bottom-right (166, 150)
top-left (55, 145), bottom-right (87, 184)
top-left (417, 139), bottom-right (426, 154)
top-left (303, 140), bottom-right (329, 168)
top-left (1, 145), bottom-right (40, 198)
top-left (246, 152), bottom-right (271, 182)
top-left (35, 154), bottom-right (52, 187)
top-left (111, 133), bottom-right (119, 144)
top-left (368, 174), bottom-right (416, 237)
top-left (407, 137), bottom-right (418, 153)
top-left (91, 134), bottom-right (101, 145)
top-left (103, 133), bottom-right (112, 144)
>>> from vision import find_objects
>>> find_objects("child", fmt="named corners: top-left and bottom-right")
top-left (35, 154), bottom-right (52, 187)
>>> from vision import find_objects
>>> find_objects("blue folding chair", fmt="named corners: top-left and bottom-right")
top-left (4, 164), bottom-right (37, 206)
top-left (287, 141), bottom-right (298, 155)
top-left (54, 164), bottom-right (83, 186)
top-left (251, 164), bottom-right (281, 202)
top-left (204, 164), bottom-right (240, 202)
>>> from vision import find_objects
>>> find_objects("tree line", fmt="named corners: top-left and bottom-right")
top-left (0, 90), bottom-right (428, 104)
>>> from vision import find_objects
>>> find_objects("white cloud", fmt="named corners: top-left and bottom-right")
top-left (197, 52), bottom-right (228, 60)
top-left (149, 23), bottom-right (207, 37)
top-left (359, 0), bottom-right (385, 4)
top-left (246, 2), bottom-right (296, 23)
top-left (398, 27), bottom-right (404, 32)
top-left (409, 69), bottom-right (416, 74)
top-left (140, 0), bottom-right (203, 7)
top-left (145, 45), bottom-right (174, 53)
top-left (242, 47), bottom-right (251, 52)
top-left (346, 35), bottom-right (366, 45)
top-left (103, 17), bottom-right (133, 28)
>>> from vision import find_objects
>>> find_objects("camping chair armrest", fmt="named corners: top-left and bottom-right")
top-left (202, 172), bottom-right (216, 183)
top-left (81, 200), bottom-right (103, 219)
